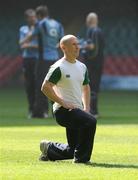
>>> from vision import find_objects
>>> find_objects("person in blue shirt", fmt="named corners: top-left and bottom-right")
top-left (19, 9), bottom-right (38, 118)
top-left (21, 5), bottom-right (64, 118)
top-left (78, 13), bottom-right (105, 118)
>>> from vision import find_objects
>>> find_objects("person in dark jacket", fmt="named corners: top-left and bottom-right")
top-left (20, 6), bottom-right (64, 118)
top-left (19, 9), bottom-right (38, 118)
top-left (78, 12), bottom-right (105, 118)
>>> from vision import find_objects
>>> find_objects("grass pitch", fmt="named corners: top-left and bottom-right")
top-left (0, 88), bottom-right (138, 180)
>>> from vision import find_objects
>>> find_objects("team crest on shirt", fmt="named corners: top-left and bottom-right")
top-left (66, 74), bottom-right (70, 78)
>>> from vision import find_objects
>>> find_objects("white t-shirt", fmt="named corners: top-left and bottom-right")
top-left (44, 58), bottom-right (90, 112)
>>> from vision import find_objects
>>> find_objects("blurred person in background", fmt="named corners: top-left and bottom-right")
top-left (78, 12), bottom-right (105, 118)
top-left (19, 9), bottom-right (38, 119)
top-left (20, 5), bottom-right (64, 118)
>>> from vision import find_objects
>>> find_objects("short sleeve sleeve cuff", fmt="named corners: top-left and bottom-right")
top-left (45, 66), bottom-right (61, 84)
top-left (83, 68), bottom-right (90, 85)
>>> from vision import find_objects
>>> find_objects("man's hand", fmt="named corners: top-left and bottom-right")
top-left (21, 43), bottom-right (30, 49)
top-left (84, 43), bottom-right (95, 50)
top-left (82, 84), bottom-right (91, 113)
top-left (61, 100), bottom-right (76, 110)
top-left (21, 43), bottom-right (38, 49)
top-left (41, 80), bottom-right (76, 111)
top-left (83, 107), bottom-right (90, 113)
top-left (19, 32), bottom-right (33, 46)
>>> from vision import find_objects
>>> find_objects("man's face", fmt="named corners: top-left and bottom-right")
top-left (86, 16), bottom-right (98, 27)
top-left (26, 15), bottom-right (37, 25)
top-left (36, 14), bottom-right (42, 20)
top-left (64, 37), bottom-right (80, 58)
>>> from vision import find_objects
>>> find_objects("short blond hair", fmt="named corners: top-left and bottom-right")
top-left (60, 34), bottom-right (76, 47)
top-left (87, 12), bottom-right (98, 20)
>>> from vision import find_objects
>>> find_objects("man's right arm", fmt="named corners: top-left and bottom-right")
top-left (19, 32), bottom-right (33, 46)
top-left (20, 43), bottom-right (38, 49)
top-left (41, 80), bottom-right (76, 110)
top-left (41, 66), bottom-right (76, 110)
top-left (19, 25), bottom-right (39, 46)
top-left (41, 80), bottom-right (63, 105)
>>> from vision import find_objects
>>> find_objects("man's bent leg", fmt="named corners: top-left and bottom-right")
top-left (45, 128), bottom-right (78, 161)
top-left (33, 61), bottom-right (48, 117)
top-left (65, 109), bottom-right (97, 163)
top-left (47, 142), bottom-right (74, 161)
top-left (23, 59), bottom-right (36, 114)
top-left (74, 125), bottom-right (96, 162)
top-left (41, 108), bottom-right (97, 162)
top-left (55, 108), bottom-right (97, 162)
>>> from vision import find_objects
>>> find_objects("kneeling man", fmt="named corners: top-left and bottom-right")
top-left (40, 35), bottom-right (97, 164)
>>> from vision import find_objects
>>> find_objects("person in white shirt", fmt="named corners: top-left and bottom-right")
top-left (40, 35), bottom-right (97, 164)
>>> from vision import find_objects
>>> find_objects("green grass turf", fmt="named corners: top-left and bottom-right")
top-left (0, 88), bottom-right (138, 180)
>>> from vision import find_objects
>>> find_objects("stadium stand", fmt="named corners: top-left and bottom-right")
top-left (0, 2), bottom-right (137, 89)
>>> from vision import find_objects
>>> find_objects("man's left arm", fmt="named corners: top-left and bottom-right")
top-left (19, 25), bottom-right (39, 46)
top-left (82, 84), bottom-right (91, 113)
top-left (19, 31), bottom-right (33, 46)
top-left (88, 29), bottom-right (97, 49)
top-left (21, 43), bottom-right (38, 49)
top-left (82, 67), bottom-right (91, 113)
